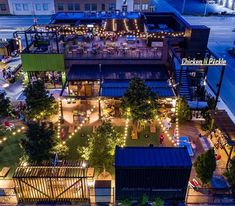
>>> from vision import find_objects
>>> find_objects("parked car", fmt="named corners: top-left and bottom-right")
top-left (1, 56), bottom-right (13, 64)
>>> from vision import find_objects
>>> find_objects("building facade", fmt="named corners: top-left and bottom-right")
top-left (54, 0), bottom-right (152, 13)
top-left (54, 0), bottom-right (116, 12)
top-left (116, 0), bottom-right (152, 12)
top-left (8, 0), bottom-right (55, 15)
top-left (0, 0), bottom-right (10, 15)
top-left (216, 0), bottom-right (235, 10)
top-left (4, 0), bottom-right (153, 15)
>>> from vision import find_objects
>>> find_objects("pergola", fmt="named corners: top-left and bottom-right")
top-left (13, 161), bottom-right (94, 203)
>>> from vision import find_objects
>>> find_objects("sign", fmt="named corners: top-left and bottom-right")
top-left (181, 58), bottom-right (227, 66)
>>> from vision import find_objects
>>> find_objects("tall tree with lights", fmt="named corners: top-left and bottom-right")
top-left (120, 78), bottom-right (158, 125)
top-left (78, 120), bottom-right (123, 173)
top-left (21, 121), bottom-right (55, 163)
top-left (24, 80), bottom-right (57, 120)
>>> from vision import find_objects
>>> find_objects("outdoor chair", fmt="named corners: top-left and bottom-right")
top-left (4, 121), bottom-right (15, 131)
top-left (189, 178), bottom-right (201, 190)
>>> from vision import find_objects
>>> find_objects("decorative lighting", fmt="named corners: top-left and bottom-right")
top-left (122, 118), bottom-right (129, 147)
top-left (175, 98), bottom-right (180, 145)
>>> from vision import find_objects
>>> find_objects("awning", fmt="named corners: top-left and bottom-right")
top-left (67, 64), bottom-right (100, 81)
top-left (101, 80), bottom-right (174, 98)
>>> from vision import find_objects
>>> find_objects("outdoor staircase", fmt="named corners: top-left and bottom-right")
top-left (175, 68), bottom-right (191, 101)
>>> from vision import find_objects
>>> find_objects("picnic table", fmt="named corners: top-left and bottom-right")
top-left (0, 167), bottom-right (10, 177)
top-left (131, 130), bottom-right (138, 139)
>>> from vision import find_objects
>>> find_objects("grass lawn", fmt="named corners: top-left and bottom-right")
top-left (116, 126), bottom-right (160, 147)
top-left (0, 132), bottom-right (25, 178)
top-left (66, 126), bottom-right (92, 160)
top-left (0, 124), bottom-right (160, 179)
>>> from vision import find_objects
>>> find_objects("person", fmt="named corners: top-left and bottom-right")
top-left (191, 140), bottom-right (196, 150)
top-left (160, 133), bottom-right (164, 144)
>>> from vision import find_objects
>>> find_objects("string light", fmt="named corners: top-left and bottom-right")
top-left (175, 99), bottom-right (180, 146)
top-left (155, 115), bottom-right (175, 146)
top-left (122, 118), bottom-right (129, 147)
top-left (112, 19), bottom-right (115, 31)
top-left (124, 19), bottom-right (130, 32)
top-left (62, 104), bottom-right (97, 143)
top-left (0, 126), bottom-right (26, 145)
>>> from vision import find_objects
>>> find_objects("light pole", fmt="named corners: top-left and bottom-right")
top-left (204, 2), bottom-right (208, 16)
top-left (182, 0), bottom-right (186, 14)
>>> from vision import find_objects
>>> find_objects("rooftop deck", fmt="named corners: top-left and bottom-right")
top-left (19, 12), bottom-right (186, 60)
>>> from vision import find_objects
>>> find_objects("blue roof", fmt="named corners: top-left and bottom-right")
top-left (101, 80), bottom-right (174, 98)
top-left (101, 87), bottom-right (174, 97)
top-left (67, 65), bottom-right (100, 80)
top-left (115, 146), bottom-right (192, 168)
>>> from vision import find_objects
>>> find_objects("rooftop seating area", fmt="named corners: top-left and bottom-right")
top-left (19, 12), bottom-right (186, 59)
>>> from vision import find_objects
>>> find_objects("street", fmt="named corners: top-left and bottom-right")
top-left (165, 0), bottom-right (235, 15)
top-left (184, 16), bottom-right (235, 117)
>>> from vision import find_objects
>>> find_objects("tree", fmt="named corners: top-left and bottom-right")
top-left (78, 120), bottom-right (123, 173)
top-left (24, 80), bottom-right (57, 120)
top-left (0, 93), bottom-right (11, 117)
top-left (178, 97), bottom-right (191, 123)
top-left (224, 157), bottom-right (235, 188)
top-left (140, 194), bottom-right (149, 206)
top-left (120, 78), bottom-right (158, 123)
top-left (201, 109), bottom-right (212, 131)
top-left (21, 121), bottom-right (56, 163)
top-left (51, 138), bottom-right (69, 159)
top-left (201, 96), bottom-right (216, 131)
top-left (153, 197), bottom-right (164, 206)
top-left (194, 149), bottom-right (216, 185)
top-left (207, 96), bottom-right (216, 110)
top-left (121, 198), bottom-right (131, 206)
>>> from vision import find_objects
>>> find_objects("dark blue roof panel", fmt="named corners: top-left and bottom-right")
top-left (101, 87), bottom-right (174, 97)
top-left (115, 146), bottom-right (192, 168)
top-left (67, 65), bottom-right (100, 80)
top-left (101, 80), bottom-right (174, 97)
